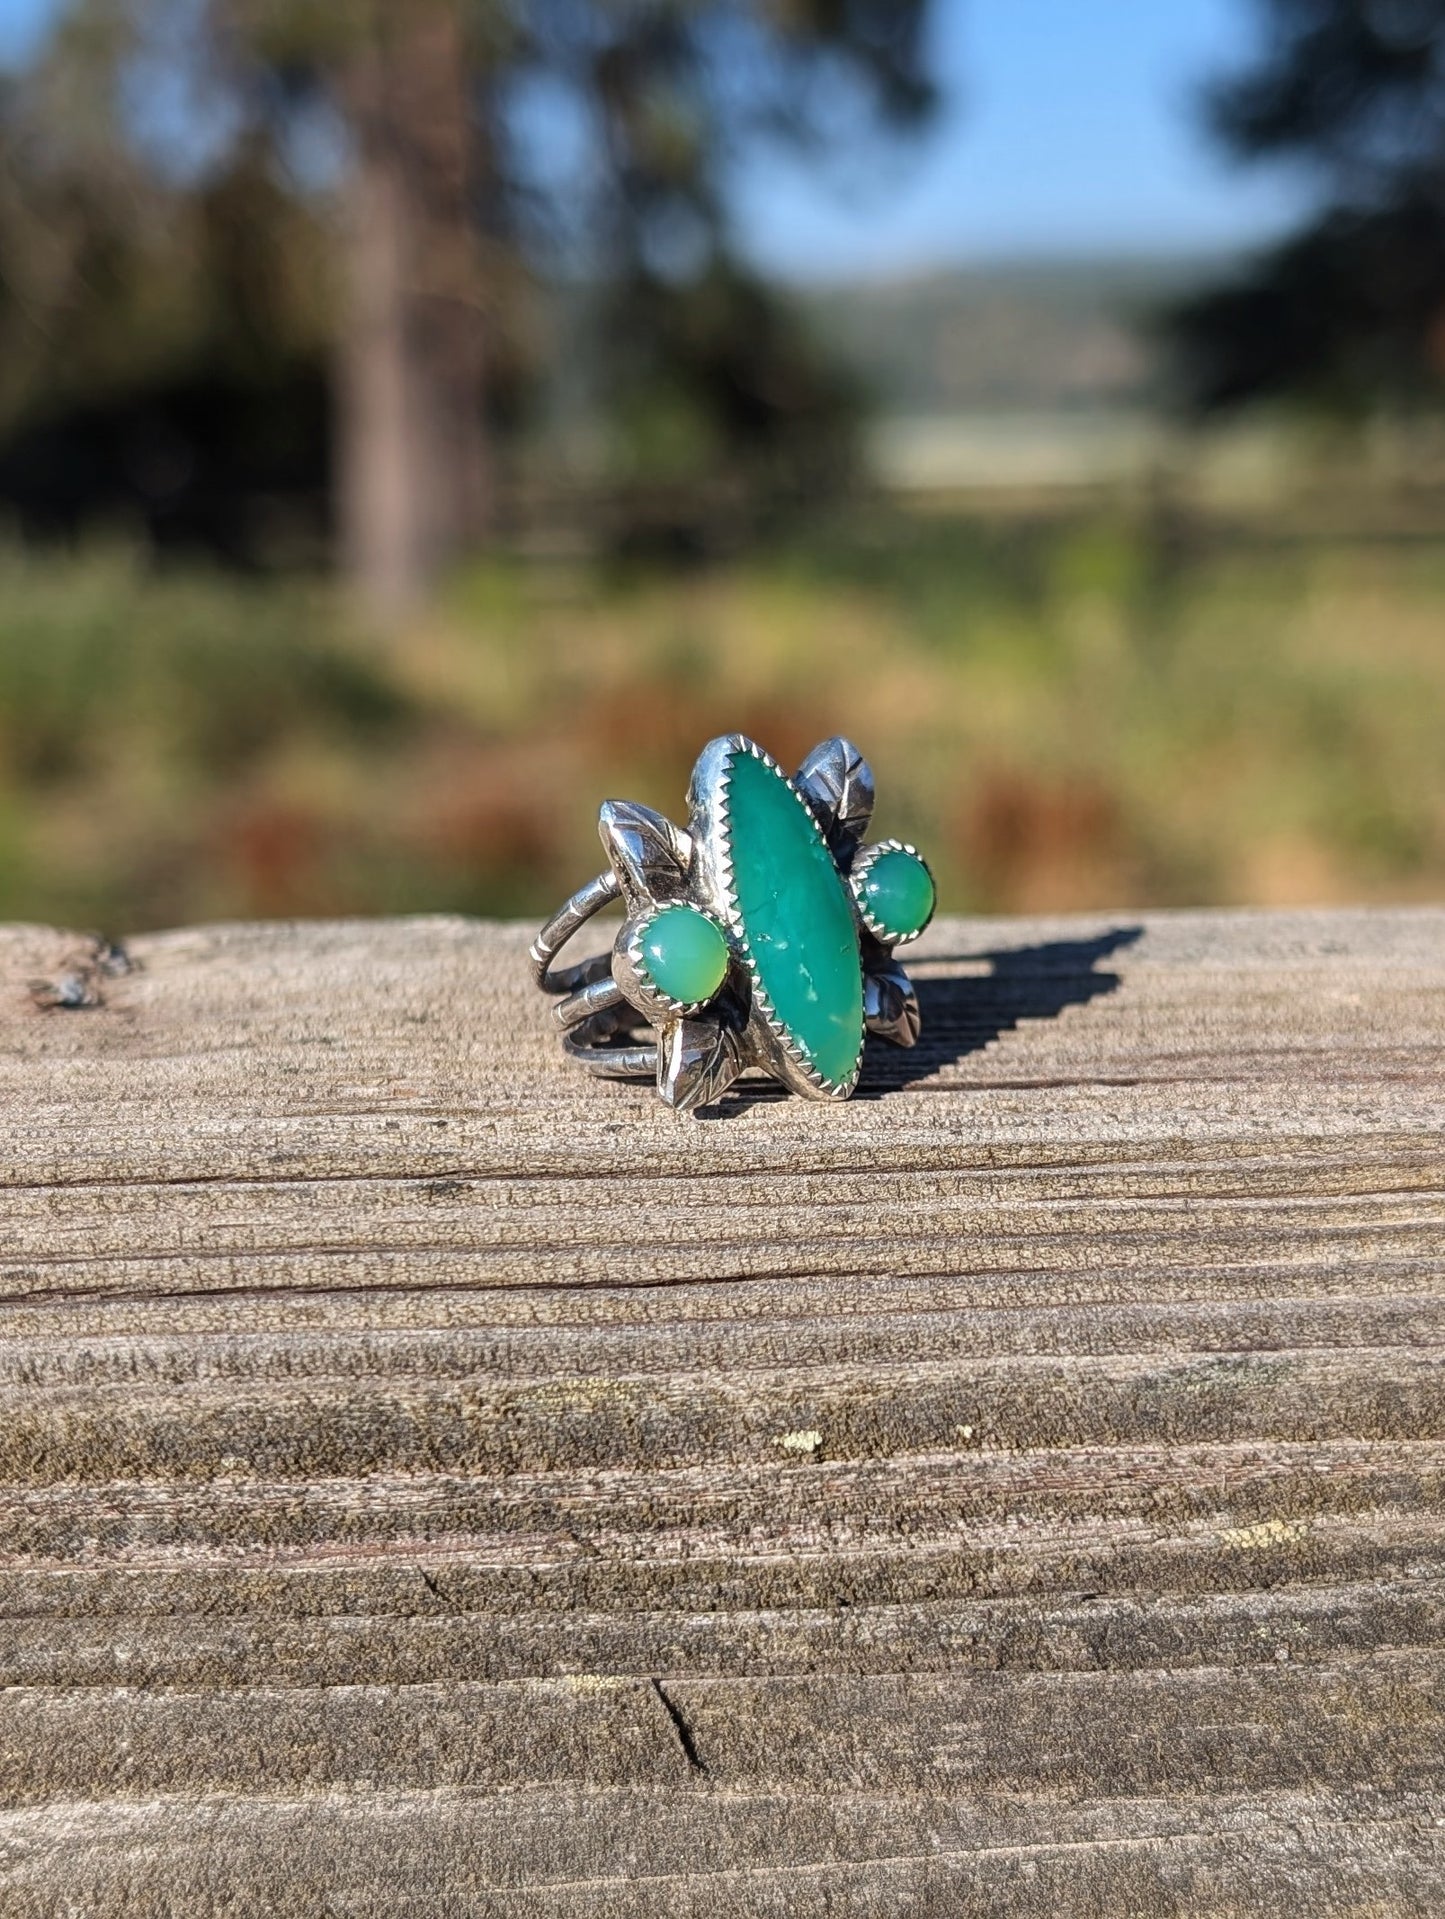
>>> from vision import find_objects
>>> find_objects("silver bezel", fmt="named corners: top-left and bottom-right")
top-left (533, 732), bottom-right (928, 1111)
top-left (617, 902), bottom-right (732, 1019)
top-left (691, 734), bottom-right (863, 1101)
top-left (849, 838), bottom-right (937, 947)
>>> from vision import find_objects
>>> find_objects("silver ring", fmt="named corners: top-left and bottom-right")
top-left (531, 734), bottom-right (936, 1113)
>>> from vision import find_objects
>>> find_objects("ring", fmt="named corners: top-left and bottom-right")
top-left (530, 734), bottom-right (936, 1112)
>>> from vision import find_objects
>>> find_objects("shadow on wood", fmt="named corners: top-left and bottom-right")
top-left (864, 923), bottom-right (1144, 1094)
top-left (715, 925), bottom-right (1144, 1112)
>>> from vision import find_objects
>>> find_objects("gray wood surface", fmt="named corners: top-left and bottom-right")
top-left (2, 907), bottom-right (1443, 1916)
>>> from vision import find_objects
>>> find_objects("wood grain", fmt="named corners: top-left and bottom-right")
top-left (2, 907), bottom-right (1442, 1916)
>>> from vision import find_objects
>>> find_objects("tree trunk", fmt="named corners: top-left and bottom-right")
top-left (337, 5), bottom-right (489, 617)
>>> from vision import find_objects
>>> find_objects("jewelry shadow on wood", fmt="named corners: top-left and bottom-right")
top-left (692, 926), bottom-right (1143, 1115)
top-left (858, 924), bottom-right (1144, 1096)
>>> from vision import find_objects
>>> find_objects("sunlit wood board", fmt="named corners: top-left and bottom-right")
top-left (2, 906), bottom-right (1442, 1915)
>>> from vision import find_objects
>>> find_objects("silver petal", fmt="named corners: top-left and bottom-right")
top-left (794, 737), bottom-right (876, 861)
top-left (864, 956), bottom-right (921, 1049)
top-left (658, 1017), bottom-right (744, 1112)
top-left (598, 799), bottom-right (693, 913)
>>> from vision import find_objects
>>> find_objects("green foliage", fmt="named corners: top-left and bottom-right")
top-left (601, 262), bottom-right (864, 518)
top-left (1166, 0), bottom-right (1445, 412)
top-left (1, 514), bottom-right (1442, 932)
top-left (0, 0), bottom-right (939, 548)
top-left (0, 12), bottom-right (332, 436)
top-left (0, 545), bottom-right (402, 777)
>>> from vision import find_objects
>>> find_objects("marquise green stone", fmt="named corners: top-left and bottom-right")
top-left (639, 904), bottom-right (729, 1004)
top-left (724, 748), bottom-right (864, 1087)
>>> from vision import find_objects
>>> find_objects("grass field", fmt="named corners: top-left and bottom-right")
top-left (2, 508), bottom-right (1442, 933)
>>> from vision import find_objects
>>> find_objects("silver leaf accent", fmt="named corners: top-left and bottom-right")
top-left (658, 1017), bottom-right (744, 1112)
top-left (794, 737), bottom-right (875, 861)
top-left (598, 799), bottom-right (693, 913)
top-left (864, 956), bottom-right (921, 1049)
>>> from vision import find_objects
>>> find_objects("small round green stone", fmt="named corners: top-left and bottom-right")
top-left (639, 905), bottom-right (729, 1004)
top-left (859, 848), bottom-right (935, 939)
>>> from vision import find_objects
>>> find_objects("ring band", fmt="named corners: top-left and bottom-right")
top-left (531, 734), bottom-right (935, 1112)
top-left (528, 871), bottom-right (659, 1078)
top-left (531, 871), bottom-right (620, 997)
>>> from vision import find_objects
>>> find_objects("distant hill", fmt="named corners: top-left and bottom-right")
top-left (795, 255), bottom-right (1224, 415)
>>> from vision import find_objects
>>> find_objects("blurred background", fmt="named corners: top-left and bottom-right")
top-left (0, 0), bottom-right (1443, 931)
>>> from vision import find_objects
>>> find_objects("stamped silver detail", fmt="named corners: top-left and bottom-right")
top-left (532, 735), bottom-right (931, 1112)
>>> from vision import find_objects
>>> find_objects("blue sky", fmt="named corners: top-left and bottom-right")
top-left (734, 0), bottom-right (1310, 277)
top-left (0, 0), bottom-right (46, 65)
top-left (0, 0), bottom-right (1309, 276)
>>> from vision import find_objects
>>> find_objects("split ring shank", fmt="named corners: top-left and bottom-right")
top-left (530, 868), bottom-right (657, 1079)
top-left (562, 1033), bottom-right (658, 1079)
top-left (529, 870), bottom-right (620, 994)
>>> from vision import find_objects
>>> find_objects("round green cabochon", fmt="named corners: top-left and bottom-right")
top-left (857, 847), bottom-right (934, 941)
top-left (638, 904), bottom-right (729, 1005)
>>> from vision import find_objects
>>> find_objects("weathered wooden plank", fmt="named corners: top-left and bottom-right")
top-left (4, 1788), bottom-right (1441, 1918)
top-left (2, 907), bottom-right (1443, 1915)
top-left (6, 1654), bottom-right (1444, 1803)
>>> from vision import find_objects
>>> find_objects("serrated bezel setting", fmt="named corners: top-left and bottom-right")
top-left (704, 735), bottom-right (865, 1100)
top-left (537, 731), bottom-right (932, 1111)
top-left (849, 837), bottom-right (937, 947)
top-left (623, 902), bottom-right (732, 1018)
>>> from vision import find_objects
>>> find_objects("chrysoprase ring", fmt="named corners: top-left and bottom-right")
top-left (530, 734), bottom-right (935, 1112)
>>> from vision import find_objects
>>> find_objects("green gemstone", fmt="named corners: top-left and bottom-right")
top-left (639, 904), bottom-right (729, 1005)
top-left (859, 848), bottom-right (935, 940)
top-left (723, 748), bottom-right (864, 1088)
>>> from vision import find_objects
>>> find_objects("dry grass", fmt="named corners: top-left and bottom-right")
top-left (1, 511), bottom-right (1442, 932)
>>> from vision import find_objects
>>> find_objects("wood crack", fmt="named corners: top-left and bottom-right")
top-left (649, 1678), bottom-right (707, 1775)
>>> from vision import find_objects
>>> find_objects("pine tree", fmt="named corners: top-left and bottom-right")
top-left (1167, 0), bottom-right (1445, 414)
top-left (0, 0), bottom-right (937, 609)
